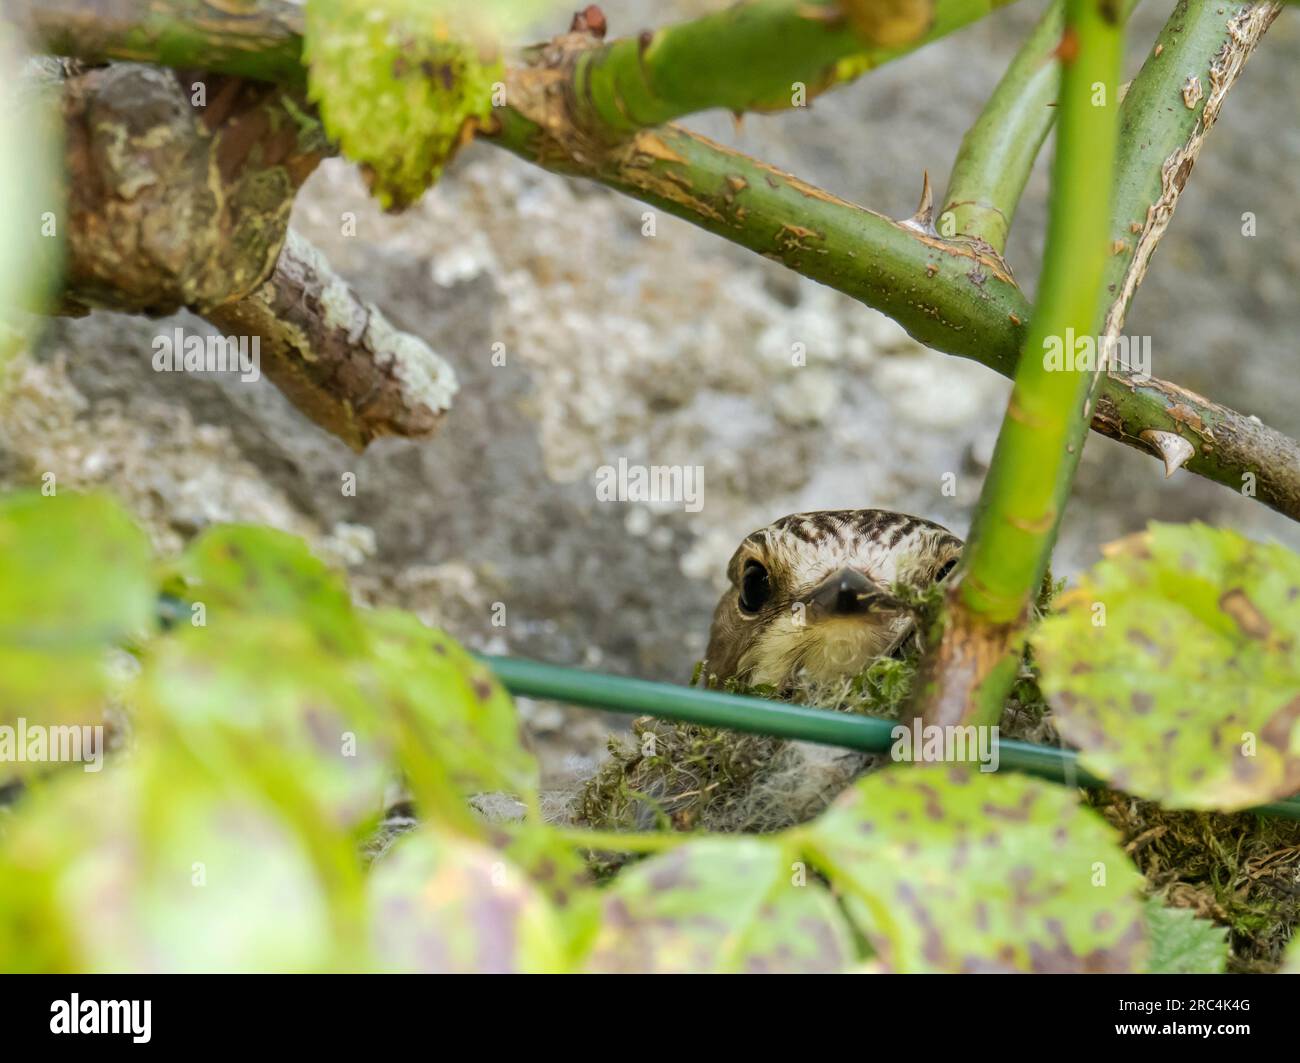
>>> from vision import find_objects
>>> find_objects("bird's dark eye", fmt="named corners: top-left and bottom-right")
top-left (738, 560), bottom-right (772, 615)
top-left (935, 558), bottom-right (958, 581)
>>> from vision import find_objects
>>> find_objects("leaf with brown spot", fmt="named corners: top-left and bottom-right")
top-left (1032, 523), bottom-right (1300, 810)
top-left (368, 826), bottom-right (564, 972)
top-left (364, 610), bottom-right (539, 807)
top-left (585, 838), bottom-right (853, 973)
top-left (805, 767), bottom-right (1146, 973)
top-left (170, 524), bottom-right (364, 653)
top-left (304, 0), bottom-right (504, 210)
top-left (159, 528), bottom-right (538, 817)
top-left (138, 616), bottom-right (390, 831)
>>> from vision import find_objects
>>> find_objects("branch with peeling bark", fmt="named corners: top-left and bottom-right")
top-left (205, 230), bottom-right (458, 450)
top-left (55, 63), bottom-right (322, 315)
top-left (41, 58), bottom-right (455, 449)
top-left (495, 102), bottom-right (1028, 372)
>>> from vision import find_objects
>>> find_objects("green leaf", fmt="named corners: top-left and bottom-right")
top-left (805, 765), bottom-right (1147, 972)
top-left (304, 0), bottom-right (503, 210)
top-left (489, 820), bottom-right (600, 958)
top-left (1144, 898), bottom-right (1227, 974)
top-left (585, 837), bottom-right (855, 973)
top-left (166, 528), bottom-right (537, 820)
top-left (0, 493), bottom-right (153, 739)
top-left (364, 609), bottom-right (539, 807)
top-left (0, 492), bottom-right (154, 648)
top-left (171, 523), bottom-right (365, 654)
top-left (367, 825), bottom-right (564, 972)
top-left (1031, 523), bottom-right (1300, 810)
top-left (137, 618), bottom-right (391, 832)
top-left (0, 761), bottom-right (350, 972)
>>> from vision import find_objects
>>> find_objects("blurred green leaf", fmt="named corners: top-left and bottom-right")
top-left (137, 618), bottom-right (390, 834)
top-left (170, 523), bottom-right (365, 653)
top-left (161, 526), bottom-right (539, 828)
top-left (0, 493), bottom-right (153, 743)
top-left (585, 837), bottom-right (855, 973)
top-left (804, 765), bottom-right (1147, 972)
top-left (0, 493), bottom-right (154, 646)
top-left (0, 759), bottom-right (354, 972)
top-left (1031, 523), bottom-right (1300, 810)
top-left (364, 609), bottom-right (539, 808)
top-left (0, 500), bottom-right (561, 973)
top-left (367, 825), bottom-right (564, 972)
top-left (1144, 898), bottom-right (1227, 974)
top-left (485, 819), bottom-right (602, 960)
top-left (1284, 928), bottom-right (1300, 973)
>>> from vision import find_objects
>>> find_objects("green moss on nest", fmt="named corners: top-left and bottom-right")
top-left (1086, 790), bottom-right (1300, 973)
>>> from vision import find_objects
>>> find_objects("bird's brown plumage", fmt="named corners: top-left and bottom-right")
top-left (704, 509), bottom-right (963, 690)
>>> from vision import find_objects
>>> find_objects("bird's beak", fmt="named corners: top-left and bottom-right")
top-left (807, 568), bottom-right (906, 619)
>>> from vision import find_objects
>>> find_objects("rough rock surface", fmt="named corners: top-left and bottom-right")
top-left (4, 1), bottom-right (1297, 787)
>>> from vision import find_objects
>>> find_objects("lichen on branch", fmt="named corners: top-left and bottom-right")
top-left (57, 64), bottom-right (325, 314)
top-left (205, 230), bottom-right (458, 451)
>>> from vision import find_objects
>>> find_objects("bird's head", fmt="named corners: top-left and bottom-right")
top-left (704, 509), bottom-right (963, 690)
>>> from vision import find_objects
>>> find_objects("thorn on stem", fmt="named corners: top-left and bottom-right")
top-left (1139, 429), bottom-right (1196, 478)
top-left (900, 171), bottom-right (936, 236)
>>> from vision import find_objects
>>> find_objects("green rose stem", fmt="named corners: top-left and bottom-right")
top-left (915, 0), bottom-right (1284, 727)
top-left (18, 0), bottom-right (1017, 121)
top-left (12, 0), bottom-right (1300, 517)
top-left (566, 0), bottom-right (1018, 134)
top-left (940, 0), bottom-right (1068, 251)
top-left (939, 0), bottom-right (1142, 253)
top-left (911, 0), bottom-right (1124, 729)
top-left (494, 111), bottom-right (1030, 372)
top-left (19, 0), bottom-right (308, 83)
top-left (1091, 0), bottom-right (1284, 482)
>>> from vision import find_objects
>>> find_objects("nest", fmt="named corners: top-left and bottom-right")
top-left (1087, 791), bottom-right (1300, 973)
top-left (573, 655), bottom-right (1050, 836)
top-left (575, 577), bottom-right (1052, 835)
